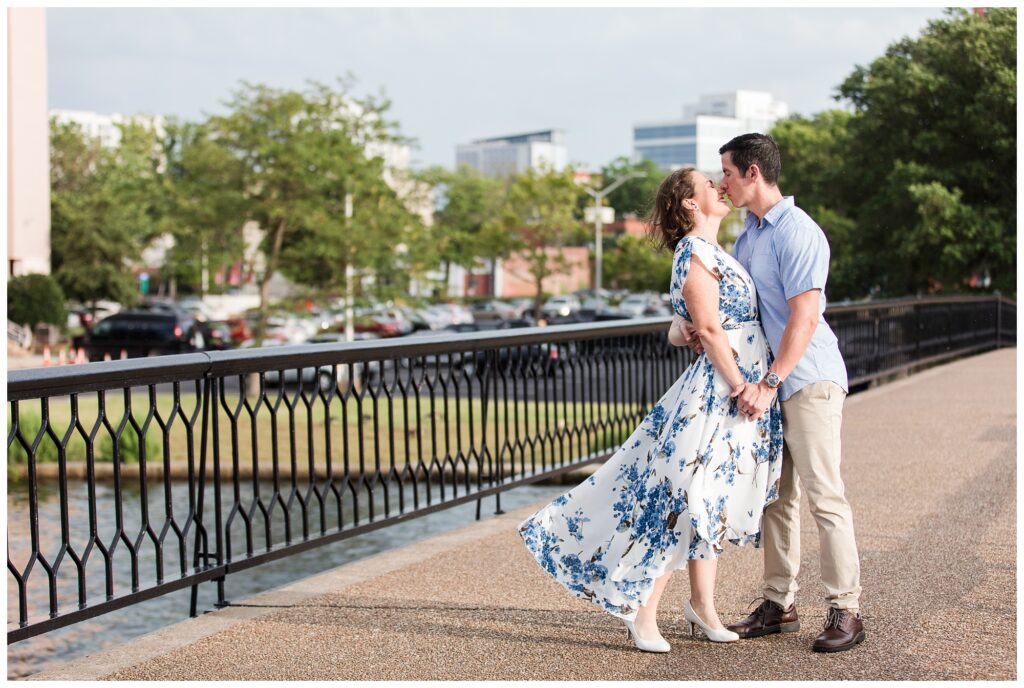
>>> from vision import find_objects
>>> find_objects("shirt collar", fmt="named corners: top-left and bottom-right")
top-left (746, 196), bottom-right (795, 230)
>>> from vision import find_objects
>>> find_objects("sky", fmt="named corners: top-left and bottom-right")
top-left (47, 7), bottom-right (948, 171)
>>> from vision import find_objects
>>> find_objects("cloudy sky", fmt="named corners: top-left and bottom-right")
top-left (48, 7), bottom-right (946, 170)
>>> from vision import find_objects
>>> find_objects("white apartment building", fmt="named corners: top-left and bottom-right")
top-left (633, 91), bottom-right (789, 174)
top-left (455, 129), bottom-right (567, 178)
top-left (50, 109), bottom-right (167, 147)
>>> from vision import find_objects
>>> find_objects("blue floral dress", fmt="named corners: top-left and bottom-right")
top-left (519, 235), bottom-right (783, 620)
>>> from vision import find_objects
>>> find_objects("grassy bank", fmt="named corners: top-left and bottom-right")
top-left (8, 389), bottom-right (641, 477)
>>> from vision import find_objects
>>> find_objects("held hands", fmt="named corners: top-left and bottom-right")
top-left (675, 318), bottom-right (705, 355)
top-left (731, 380), bottom-right (776, 422)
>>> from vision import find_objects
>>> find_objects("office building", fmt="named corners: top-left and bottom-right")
top-left (455, 129), bottom-right (567, 178)
top-left (633, 91), bottom-right (788, 174)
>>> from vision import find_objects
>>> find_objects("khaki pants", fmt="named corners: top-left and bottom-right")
top-left (762, 381), bottom-right (861, 611)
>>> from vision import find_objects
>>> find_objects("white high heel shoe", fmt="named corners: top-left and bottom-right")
top-left (623, 618), bottom-right (671, 653)
top-left (684, 602), bottom-right (740, 643)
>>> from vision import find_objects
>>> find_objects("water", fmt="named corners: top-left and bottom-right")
top-left (6, 480), bottom-right (565, 679)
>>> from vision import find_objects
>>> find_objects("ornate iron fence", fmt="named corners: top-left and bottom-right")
top-left (6, 295), bottom-right (1014, 643)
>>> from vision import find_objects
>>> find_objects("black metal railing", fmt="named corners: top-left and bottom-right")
top-left (6, 295), bottom-right (1015, 643)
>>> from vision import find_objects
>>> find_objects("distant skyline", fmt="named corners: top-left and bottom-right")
top-left (48, 7), bottom-right (947, 170)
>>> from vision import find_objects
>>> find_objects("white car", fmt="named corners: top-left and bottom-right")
top-left (541, 295), bottom-right (582, 319)
top-left (618, 293), bottom-right (666, 317)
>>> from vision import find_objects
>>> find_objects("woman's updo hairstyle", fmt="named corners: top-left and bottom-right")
top-left (646, 167), bottom-right (697, 252)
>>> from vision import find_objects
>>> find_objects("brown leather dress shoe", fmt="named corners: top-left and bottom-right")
top-left (812, 607), bottom-right (866, 653)
top-left (726, 598), bottom-right (800, 639)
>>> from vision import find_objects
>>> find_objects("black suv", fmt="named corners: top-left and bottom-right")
top-left (79, 308), bottom-right (208, 361)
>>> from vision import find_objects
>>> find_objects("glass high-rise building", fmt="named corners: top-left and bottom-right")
top-left (633, 91), bottom-right (788, 174)
top-left (455, 129), bottom-right (567, 178)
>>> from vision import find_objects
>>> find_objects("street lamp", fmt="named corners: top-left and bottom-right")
top-left (584, 171), bottom-right (646, 297)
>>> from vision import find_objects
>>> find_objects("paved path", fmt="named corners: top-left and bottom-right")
top-left (29, 348), bottom-right (1016, 681)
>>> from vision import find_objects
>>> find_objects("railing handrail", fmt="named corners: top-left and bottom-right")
top-left (10, 296), bottom-right (1016, 400)
top-left (825, 293), bottom-right (1014, 314)
top-left (7, 316), bottom-right (674, 400)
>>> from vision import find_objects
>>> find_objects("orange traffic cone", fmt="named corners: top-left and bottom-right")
top-left (120, 348), bottom-right (128, 360)
top-left (75, 348), bottom-right (86, 364)
top-left (103, 352), bottom-right (111, 362)
top-left (58, 349), bottom-right (67, 365)
top-left (42, 346), bottom-right (51, 367)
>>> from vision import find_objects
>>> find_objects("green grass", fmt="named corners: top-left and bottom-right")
top-left (8, 388), bottom-right (645, 473)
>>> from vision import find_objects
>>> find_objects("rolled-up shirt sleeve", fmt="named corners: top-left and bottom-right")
top-left (775, 225), bottom-right (830, 301)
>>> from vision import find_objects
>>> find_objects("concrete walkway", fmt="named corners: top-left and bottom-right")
top-left (28, 348), bottom-right (1016, 681)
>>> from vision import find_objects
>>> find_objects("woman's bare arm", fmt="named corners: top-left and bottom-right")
top-left (682, 255), bottom-right (746, 392)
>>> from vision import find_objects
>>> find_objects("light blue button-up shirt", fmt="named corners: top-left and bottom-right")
top-left (733, 196), bottom-right (848, 402)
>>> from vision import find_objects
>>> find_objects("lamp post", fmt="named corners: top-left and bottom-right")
top-left (344, 193), bottom-right (355, 342)
top-left (584, 171), bottom-right (646, 297)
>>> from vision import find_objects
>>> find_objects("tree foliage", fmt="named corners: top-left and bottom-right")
top-left (49, 120), bottom-right (155, 309)
top-left (158, 119), bottom-right (248, 295)
top-left (602, 234), bottom-right (673, 293)
top-left (8, 273), bottom-right (67, 329)
top-left (775, 8), bottom-right (1015, 298)
top-left (205, 80), bottom-right (423, 339)
top-left (417, 164), bottom-right (510, 296)
top-left (599, 156), bottom-right (663, 221)
top-left (503, 166), bottom-right (584, 317)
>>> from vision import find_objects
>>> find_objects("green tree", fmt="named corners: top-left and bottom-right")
top-left (207, 80), bottom-right (414, 341)
top-left (503, 166), bottom-right (583, 318)
top-left (417, 164), bottom-right (510, 297)
top-left (7, 274), bottom-right (67, 329)
top-left (602, 234), bottom-right (673, 293)
top-left (771, 111), bottom-right (870, 299)
top-left (599, 156), bottom-right (663, 221)
top-left (158, 119), bottom-right (248, 296)
top-left (49, 119), bottom-right (152, 313)
top-left (835, 7), bottom-right (1016, 295)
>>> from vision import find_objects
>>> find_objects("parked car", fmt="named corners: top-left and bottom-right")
top-left (204, 320), bottom-right (236, 350)
top-left (618, 292), bottom-right (670, 317)
top-left (433, 302), bottom-right (475, 325)
top-left (262, 333), bottom-right (381, 390)
top-left (79, 310), bottom-right (208, 360)
top-left (579, 297), bottom-right (628, 321)
top-left (224, 317), bottom-right (253, 344)
top-left (464, 319), bottom-right (573, 377)
top-left (350, 308), bottom-right (413, 338)
top-left (541, 295), bottom-right (582, 319)
top-left (469, 300), bottom-right (521, 321)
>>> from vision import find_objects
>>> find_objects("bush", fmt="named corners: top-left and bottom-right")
top-left (7, 273), bottom-right (68, 329)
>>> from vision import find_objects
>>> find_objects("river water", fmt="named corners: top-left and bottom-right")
top-left (6, 479), bottom-right (564, 679)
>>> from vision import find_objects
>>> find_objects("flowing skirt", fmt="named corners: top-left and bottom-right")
top-left (518, 321), bottom-right (783, 620)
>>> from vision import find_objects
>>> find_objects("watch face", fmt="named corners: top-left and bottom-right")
top-left (766, 372), bottom-right (781, 388)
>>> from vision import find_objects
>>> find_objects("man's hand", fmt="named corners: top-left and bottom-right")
top-left (734, 380), bottom-right (776, 421)
top-left (677, 318), bottom-right (705, 354)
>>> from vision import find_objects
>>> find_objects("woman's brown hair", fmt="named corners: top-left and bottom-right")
top-left (646, 167), bottom-right (697, 252)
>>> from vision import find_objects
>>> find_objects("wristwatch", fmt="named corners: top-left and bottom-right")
top-left (764, 371), bottom-right (782, 389)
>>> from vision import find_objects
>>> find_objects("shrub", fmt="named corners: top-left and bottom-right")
top-left (7, 273), bottom-right (68, 329)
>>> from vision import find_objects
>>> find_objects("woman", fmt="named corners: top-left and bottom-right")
top-left (518, 167), bottom-right (783, 652)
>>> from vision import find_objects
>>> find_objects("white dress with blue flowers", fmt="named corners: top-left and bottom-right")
top-left (519, 235), bottom-right (783, 620)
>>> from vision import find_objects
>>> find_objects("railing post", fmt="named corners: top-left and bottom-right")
top-left (210, 375), bottom-right (228, 609)
top-left (996, 298), bottom-right (1002, 348)
top-left (190, 375), bottom-right (212, 618)
top-left (915, 302), bottom-right (922, 358)
top-left (947, 303), bottom-right (954, 352)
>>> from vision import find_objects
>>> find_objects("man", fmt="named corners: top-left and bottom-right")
top-left (681, 133), bottom-right (864, 653)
